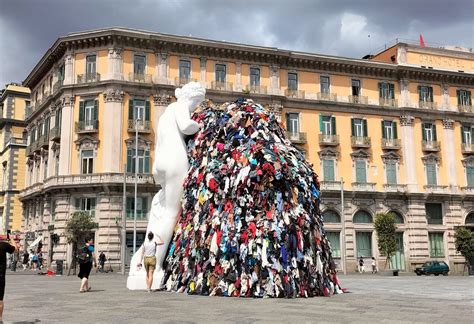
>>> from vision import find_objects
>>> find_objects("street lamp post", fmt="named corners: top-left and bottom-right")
top-left (132, 119), bottom-right (138, 255)
top-left (121, 164), bottom-right (126, 275)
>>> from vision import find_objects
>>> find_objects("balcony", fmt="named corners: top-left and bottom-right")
top-left (26, 145), bottom-right (34, 157)
top-left (53, 79), bottom-right (63, 93)
top-left (383, 184), bottom-right (407, 193)
top-left (422, 140), bottom-right (440, 152)
top-left (382, 138), bottom-right (401, 150)
top-left (352, 182), bottom-right (376, 191)
top-left (5, 137), bottom-right (26, 146)
top-left (174, 77), bottom-right (197, 86)
top-left (320, 181), bottom-right (342, 191)
top-left (351, 136), bottom-right (371, 148)
top-left (77, 73), bottom-right (101, 84)
top-left (348, 95), bottom-right (368, 105)
top-left (210, 81), bottom-right (233, 91)
top-left (319, 134), bottom-right (339, 146)
top-left (317, 92), bottom-right (337, 102)
top-left (419, 101), bottom-right (437, 110)
top-left (49, 126), bottom-right (61, 142)
top-left (423, 185), bottom-right (448, 194)
top-left (128, 120), bottom-right (151, 133)
top-left (285, 131), bottom-right (307, 144)
top-left (285, 89), bottom-right (305, 99)
top-left (461, 187), bottom-right (474, 195)
top-left (379, 98), bottom-right (398, 108)
top-left (128, 73), bottom-right (152, 83)
top-left (245, 85), bottom-right (267, 94)
top-left (458, 104), bottom-right (472, 113)
top-left (126, 211), bottom-right (148, 220)
top-left (38, 135), bottom-right (49, 148)
top-left (75, 120), bottom-right (99, 133)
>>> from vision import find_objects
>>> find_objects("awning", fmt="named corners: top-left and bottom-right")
top-left (29, 236), bottom-right (42, 248)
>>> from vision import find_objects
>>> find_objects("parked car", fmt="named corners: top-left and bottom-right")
top-left (415, 261), bottom-right (449, 276)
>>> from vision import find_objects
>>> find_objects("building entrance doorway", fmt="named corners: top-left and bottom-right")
top-left (390, 232), bottom-right (405, 270)
top-left (125, 232), bottom-right (145, 267)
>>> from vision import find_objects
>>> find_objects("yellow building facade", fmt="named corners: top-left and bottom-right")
top-left (0, 84), bottom-right (29, 233)
top-left (20, 28), bottom-right (473, 273)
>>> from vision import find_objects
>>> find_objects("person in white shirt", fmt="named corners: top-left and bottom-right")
top-left (137, 232), bottom-right (164, 292)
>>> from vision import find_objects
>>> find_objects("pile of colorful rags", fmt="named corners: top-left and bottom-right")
top-left (162, 98), bottom-right (343, 298)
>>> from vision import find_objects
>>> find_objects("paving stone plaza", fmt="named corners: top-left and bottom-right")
top-left (2, 272), bottom-right (472, 323)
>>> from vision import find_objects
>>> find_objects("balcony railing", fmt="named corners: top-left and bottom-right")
top-left (320, 181), bottom-right (342, 191)
top-left (319, 134), bottom-right (339, 146)
top-left (351, 136), bottom-right (371, 148)
top-left (49, 126), bottom-right (61, 141)
top-left (458, 104), bottom-right (472, 113)
top-left (126, 211), bottom-right (148, 220)
top-left (128, 120), bottom-right (151, 133)
top-left (461, 187), bottom-right (474, 195)
top-left (419, 101), bottom-right (437, 110)
top-left (423, 185), bottom-right (448, 194)
top-left (382, 138), bottom-right (401, 150)
top-left (285, 131), bottom-right (307, 144)
top-left (285, 89), bottom-right (305, 99)
top-left (379, 98), bottom-right (398, 108)
top-left (348, 95), bottom-right (368, 104)
top-left (77, 73), bottom-right (101, 84)
top-left (38, 134), bottom-right (49, 148)
top-left (211, 81), bottom-right (233, 91)
top-left (383, 184), bottom-right (407, 193)
top-left (6, 137), bottom-right (27, 146)
top-left (128, 73), bottom-right (152, 83)
top-left (245, 85), bottom-right (267, 94)
top-left (75, 120), bottom-right (99, 133)
top-left (174, 77), bottom-right (197, 86)
top-left (352, 182), bottom-right (376, 191)
top-left (422, 140), bottom-right (440, 152)
top-left (53, 79), bottom-right (63, 93)
top-left (317, 92), bottom-right (337, 102)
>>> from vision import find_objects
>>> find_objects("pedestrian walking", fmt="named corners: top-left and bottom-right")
top-left (137, 231), bottom-right (163, 292)
top-left (98, 252), bottom-right (106, 273)
top-left (31, 252), bottom-right (38, 271)
top-left (77, 237), bottom-right (96, 293)
top-left (358, 256), bottom-right (365, 273)
top-left (371, 257), bottom-right (378, 274)
top-left (22, 250), bottom-right (29, 270)
top-left (0, 234), bottom-right (20, 320)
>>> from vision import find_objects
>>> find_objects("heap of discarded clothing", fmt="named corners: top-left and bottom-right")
top-left (163, 98), bottom-right (343, 298)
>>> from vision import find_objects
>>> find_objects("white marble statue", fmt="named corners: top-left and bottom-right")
top-left (127, 82), bottom-right (205, 290)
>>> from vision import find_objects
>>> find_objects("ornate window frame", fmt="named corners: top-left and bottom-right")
top-left (422, 153), bottom-right (440, 186)
top-left (75, 135), bottom-right (99, 174)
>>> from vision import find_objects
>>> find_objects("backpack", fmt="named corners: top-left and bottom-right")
top-left (77, 246), bottom-right (90, 264)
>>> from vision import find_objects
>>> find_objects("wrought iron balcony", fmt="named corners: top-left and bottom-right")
top-left (352, 182), bottom-right (376, 191)
top-left (320, 181), bottom-right (342, 191)
top-left (245, 85), bottom-right (267, 94)
top-left (348, 95), bottom-right (368, 104)
top-left (75, 120), bottom-right (99, 133)
top-left (317, 92), bottom-right (337, 102)
top-left (422, 140), bottom-right (440, 152)
top-left (285, 89), bottom-right (305, 99)
top-left (210, 81), bottom-right (233, 91)
top-left (382, 138), bottom-right (401, 150)
top-left (127, 120), bottom-right (151, 133)
top-left (379, 98), bottom-right (398, 108)
top-left (128, 73), bottom-right (152, 83)
top-left (423, 185), bottom-right (448, 194)
top-left (419, 101), bottom-right (437, 110)
top-left (383, 184), bottom-right (407, 193)
top-left (77, 73), bottom-right (101, 84)
top-left (319, 134), bottom-right (339, 146)
top-left (38, 135), bottom-right (49, 148)
top-left (458, 104), bottom-right (472, 113)
top-left (351, 136), bottom-right (371, 148)
top-left (174, 77), bottom-right (197, 86)
top-left (285, 131), bottom-right (307, 144)
top-left (49, 126), bottom-right (61, 142)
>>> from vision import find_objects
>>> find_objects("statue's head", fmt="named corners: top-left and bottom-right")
top-left (175, 81), bottom-right (206, 112)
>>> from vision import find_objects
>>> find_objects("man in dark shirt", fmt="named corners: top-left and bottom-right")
top-left (0, 237), bottom-right (19, 320)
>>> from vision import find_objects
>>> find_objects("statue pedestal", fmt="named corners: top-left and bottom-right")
top-left (126, 270), bottom-right (164, 290)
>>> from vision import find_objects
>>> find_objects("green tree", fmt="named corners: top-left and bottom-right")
top-left (65, 211), bottom-right (98, 275)
top-left (454, 227), bottom-right (474, 275)
top-left (374, 212), bottom-right (398, 270)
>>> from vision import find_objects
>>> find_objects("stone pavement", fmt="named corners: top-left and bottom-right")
top-left (1, 271), bottom-right (472, 323)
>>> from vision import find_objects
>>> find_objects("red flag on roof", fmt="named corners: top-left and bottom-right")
top-left (420, 34), bottom-right (425, 47)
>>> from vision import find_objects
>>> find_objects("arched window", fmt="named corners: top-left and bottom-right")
top-left (466, 212), bottom-right (474, 224)
top-left (388, 211), bottom-right (404, 224)
top-left (353, 210), bottom-right (372, 223)
top-left (323, 210), bottom-right (341, 223)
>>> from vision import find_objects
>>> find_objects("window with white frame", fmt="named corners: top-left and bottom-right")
top-left (288, 73), bottom-right (297, 91)
top-left (425, 163), bottom-right (437, 185)
top-left (457, 89), bottom-right (471, 106)
top-left (379, 82), bottom-right (395, 99)
top-left (179, 60), bottom-right (191, 80)
top-left (286, 113), bottom-right (299, 134)
top-left (81, 150), bottom-right (94, 174)
top-left (461, 125), bottom-right (473, 145)
top-left (351, 118), bottom-right (367, 137)
top-left (418, 85), bottom-right (433, 102)
top-left (351, 79), bottom-right (361, 96)
top-left (385, 162), bottom-right (397, 184)
top-left (133, 54), bottom-right (146, 76)
top-left (86, 55), bottom-right (96, 79)
top-left (320, 76), bottom-right (330, 94)
top-left (322, 159), bottom-right (335, 182)
top-left (320, 115), bottom-right (336, 135)
top-left (382, 120), bottom-right (397, 140)
top-left (250, 67), bottom-right (260, 87)
top-left (466, 166), bottom-right (474, 187)
top-left (355, 160), bottom-right (367, 183)
top-left (75, 197), bottom-right (96, 216)
top-left (126, 149), bottom-right (150, 173)
top-left (422, 122), bottom-right (437, 142)
top-left (215, 64), bottom-right (226, 83)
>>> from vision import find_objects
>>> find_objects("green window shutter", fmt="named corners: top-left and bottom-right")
top-left (363, 119), bottom-right (368, 137)
top-left (457, 90), bottom-right (461, 104)
top-left (286, 113), bottom-right (290, 131)
top-left (145, 100), bottom-right (151, 121)
top-left (326, 232), bottom-right (340, 257)
top-left (429, 87), bottom-right (433, 102)
top-left (74, 198), bottom-right (81, 210)
top-left (319, 114), bottom-right (323, 133)
top-left (356, 232), bottom-right (372, 257)
top-left (128, 100), bottom-right (134, 120)
top-left (432, 124), bottom-right (437, 141)
top-left (426, 164), bottom-right (437, 185)
top-left (79, 101), bottom-right (85, 121)
top-left (386, 163), bottom-right (397, 184)
top-left (461, 126), bottom-right (466, 143)
top-left (393, 122), bottom-right (398, 139)
top-left (323, 160), bottom-right (335, 181)
top-left (467, 167), bottom-right (474, 187)
top-left (93, 100), bottom-right (98, 120)
top-left (381, 120), bottom-right (386, 139)
top-left (389, 84), bottom-right (394, 99)
top-left (126, 149), bottom-right (132, 173)
top-left (331, 116), bottom-right (336, 135)
top-left (144, 151), bottom-right (150, 173)
top-left (422, 124), bottom-right (427, 141)
top-left (355, 160), bottom-right (367, 183)
top-left (351, 118), bottom-right (355, 136)
top-left (378, 82), bottom-right (382, 98)
top-left (429, 233), bottom-right (444, 258)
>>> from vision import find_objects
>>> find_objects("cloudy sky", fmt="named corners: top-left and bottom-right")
top-left (0, 0), bottom-right (472, 88)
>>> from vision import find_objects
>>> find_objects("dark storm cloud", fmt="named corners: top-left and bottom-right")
top-left (0, 0), bottom-right (472, 87)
